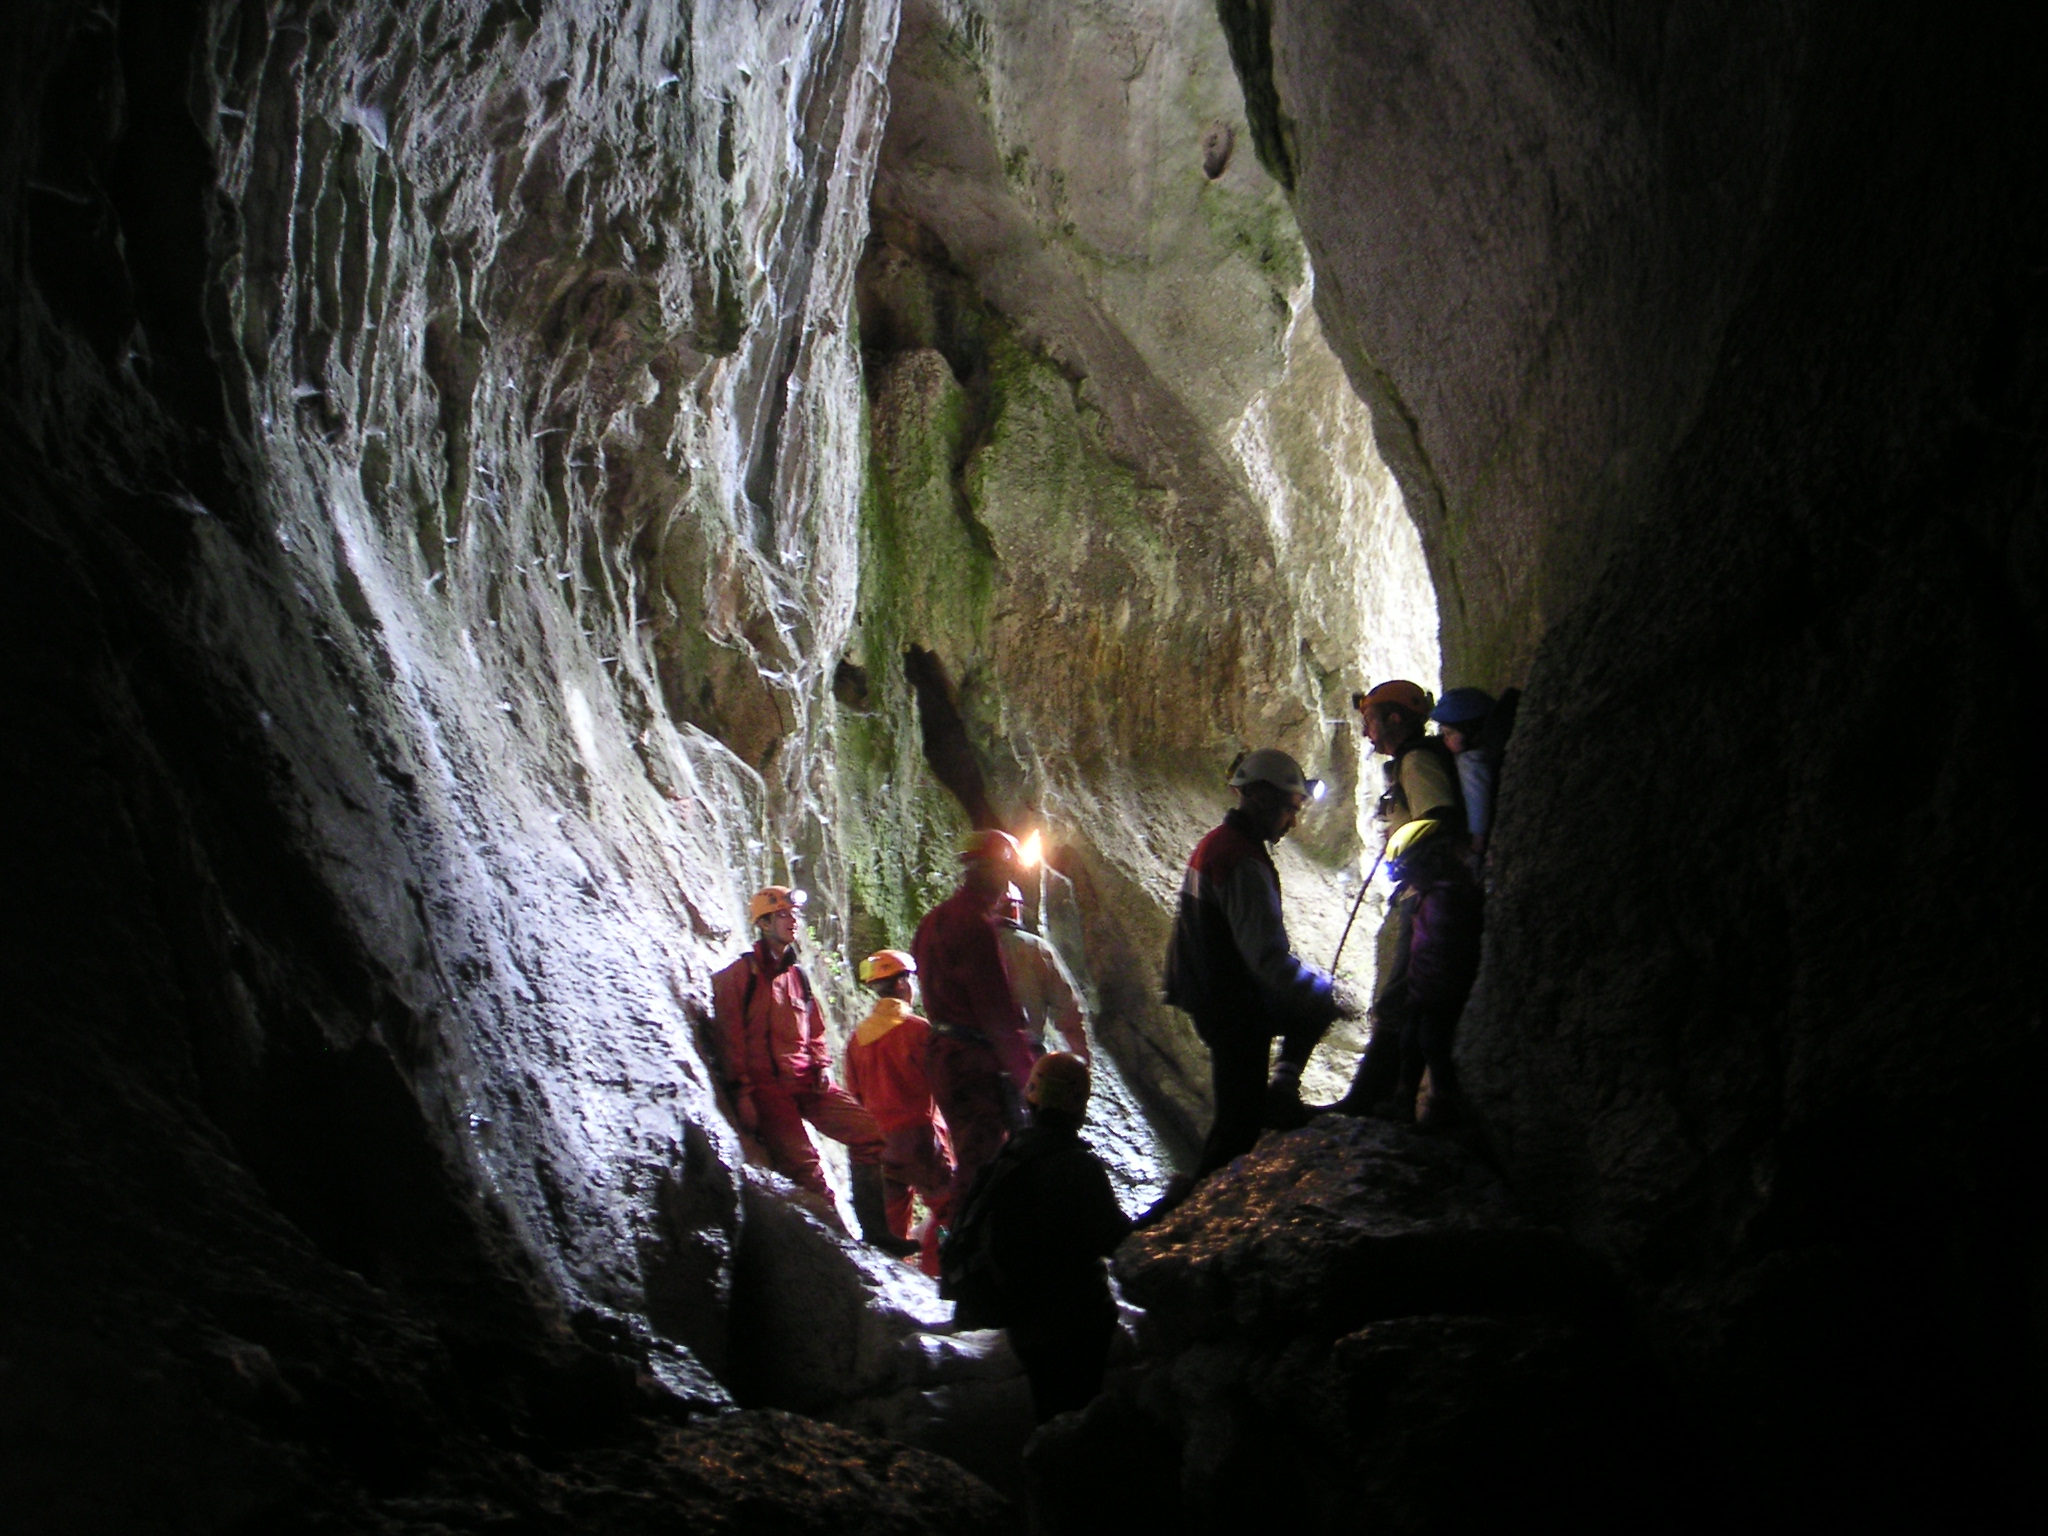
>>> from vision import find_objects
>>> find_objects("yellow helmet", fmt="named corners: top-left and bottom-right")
top-left (748, 885), bottom-right (808, 923)
top-left (857, 949), bottom-right (916, 985)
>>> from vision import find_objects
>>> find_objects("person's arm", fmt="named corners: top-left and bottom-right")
top-left (1076, 1156), bottom-right (1134, 1256)
top-left (1457, 750), bottom-right (1494, 839)
top-left (1037, 939), bottom-right (1090, 1058)
top-left (1215, 857), bottom-right (1336, 1021)
top-left (841, 1033), bottom-right (865, 1104)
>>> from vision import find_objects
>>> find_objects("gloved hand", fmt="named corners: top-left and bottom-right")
top-left (735, 1086), bottom-right (760, 1133)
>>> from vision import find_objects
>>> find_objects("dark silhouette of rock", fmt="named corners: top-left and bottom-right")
top-left (1031, 1120), bottom-right (1669, 1533)
top-left (1223, 1), bottom-right (2048, 1526)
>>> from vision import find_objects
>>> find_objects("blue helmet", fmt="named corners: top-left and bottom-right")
top-left (1430, 687), bottom-right (1496, 727)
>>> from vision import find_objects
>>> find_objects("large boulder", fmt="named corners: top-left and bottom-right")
top-left (1029, 1121), bottom-right (1663, 1534)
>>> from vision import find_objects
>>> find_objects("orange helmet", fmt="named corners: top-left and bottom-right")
top-left (748, 885), bottom-right (807, 923)
top-left (1354, 679), bottom-right (1433, 718)
top-left (958, 828), bottom-right (1022, 866)
top-left (857, 949), bottom-right (916, 985)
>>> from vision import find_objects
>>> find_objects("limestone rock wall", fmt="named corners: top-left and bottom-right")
top-left (1230, 0), bottom-right (2048, 1521)
top-left (0, 0), bottom-right (1013, 1524)
top-left (850, 0), bottom-right (1439, 1129)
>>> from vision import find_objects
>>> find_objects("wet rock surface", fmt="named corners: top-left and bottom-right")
top-left (1032, 1120), bottom-right (1662, 1534)
top-left (0, 0), bottom-right (1010, 1526)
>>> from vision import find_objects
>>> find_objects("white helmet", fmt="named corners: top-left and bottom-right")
top-left (1228, 748), bottom-right (1320, 801)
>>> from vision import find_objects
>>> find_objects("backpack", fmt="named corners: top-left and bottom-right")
top-left (937, 1142), bottom-right (1036, 1328)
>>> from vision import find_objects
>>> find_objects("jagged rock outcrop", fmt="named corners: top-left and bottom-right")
top-left (1029, 1119), bottom-right (1663, 1534)
top-left (1225, 0), bottom-right (2048, 1524)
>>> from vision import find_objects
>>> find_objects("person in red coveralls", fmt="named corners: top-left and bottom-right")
top-left (911, 830), bottom-right (1037, 1198)
top-left (710, 885), bottom-right (905, 1252)
top-left (843, 949), bottom-right (953, 1275)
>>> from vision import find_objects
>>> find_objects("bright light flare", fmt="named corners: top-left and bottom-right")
top-left (1018, 830), bottom-right (1043, 868)
top-left (1310, 780), bottom-right (1328, 802)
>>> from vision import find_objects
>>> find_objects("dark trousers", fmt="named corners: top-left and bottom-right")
top-left (1191, 1011), bottom-right (1328, 1179)
top-left (1009, 1310), bottom-right (1116, 1423)
top-left (1348, 996), bottom-right (1460, 1119)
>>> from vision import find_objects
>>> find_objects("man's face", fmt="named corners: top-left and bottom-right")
top-left (1241, 785), bottom-right (1307, 842)
top-left (1361, 704), bottom-right (1414, 756)
top-left (1440, 726), bottom-right (1469, 754)
top-left (760, 908), bottom-right (800, 949)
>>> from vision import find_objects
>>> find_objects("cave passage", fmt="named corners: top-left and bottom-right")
top-left (5, 0), bottom-right (2041, 1533)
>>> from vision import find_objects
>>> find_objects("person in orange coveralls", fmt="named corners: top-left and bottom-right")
top-left (912, 830), bottom-right (1036, 1198)
top-left (843, 949), bottom-right (953, 1275)
top-left (710, 885), bottom-right (905, 1252)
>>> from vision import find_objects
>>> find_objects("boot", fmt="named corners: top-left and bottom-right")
top-left (1261, 1060), bottom-right (1312, 1131)
top-left (850, 1164), bottom-right (919, 1257)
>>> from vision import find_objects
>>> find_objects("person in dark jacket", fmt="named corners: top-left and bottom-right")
top-left (1164, 749), bottom-right (1357, 1183)
top-left (912, 829), bottom-right (1037, 1199)
top-left (952, 1052), bottom-right (1131, 1423)
top-left (1339, 818), bottom-right (1484, 1129)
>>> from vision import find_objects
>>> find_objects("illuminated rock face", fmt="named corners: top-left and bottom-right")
top-left (1, 0), bottom-right (1003, 1524)
top-left (1, 0), bottom-right (1432, 1521)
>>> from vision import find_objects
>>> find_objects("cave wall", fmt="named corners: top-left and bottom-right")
top-left (1, 0), bottom-right (1439, 1520)
top-left (850, 0), bottom-right (1441, 1126)
top-left (0, 0), bottom-right (998, 1524)
top-left (1233, 0), bottom-right (2048, 1515)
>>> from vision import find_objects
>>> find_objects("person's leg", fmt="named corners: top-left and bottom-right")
top-left (1009, 1313), bottom-right (1117, 1423)
top-left (1416, 1007), bottom-right (1464, 1129)
top-left (927, 1033), bottom-right (1013, 1198)
top-left (1339, 1002), bottom-right (1404, 1115)
top-left (801, 1081), bottom-right (887, 1165)
top-left (1193, 1021), bottom-right (1270, 1179)
top-left (750, 1086), bottom-right (828, 1193)
top-left (1396, 1009), bottom-right (1428, 1118)
top-left (799, 1084), bottom-right (910, 1250)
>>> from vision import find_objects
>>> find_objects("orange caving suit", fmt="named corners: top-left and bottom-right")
top-left (843, 996), bottom-right (954, 1276)
top-left (711, 941), bottom-right (883, 1194)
